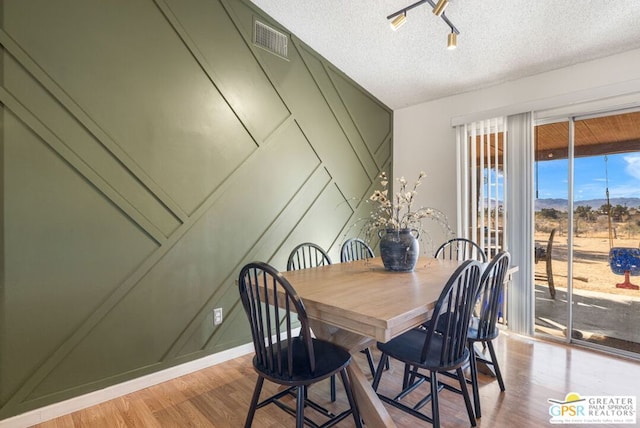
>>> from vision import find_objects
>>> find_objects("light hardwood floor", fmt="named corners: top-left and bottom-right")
top-left (33, 332), bottom-right (640, 427)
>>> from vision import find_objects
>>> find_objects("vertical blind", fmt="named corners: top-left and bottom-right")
top-left (456, 114), bottom-right (535, 335)
top-left (456, 117), bottom-right (507, 257)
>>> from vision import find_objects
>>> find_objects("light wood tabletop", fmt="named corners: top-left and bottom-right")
top-left (281, 256), bottom-right (464, 428)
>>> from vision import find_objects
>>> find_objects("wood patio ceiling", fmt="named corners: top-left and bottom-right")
top-left (473, 111), bottom-right (640, 165)
top-left (535, 111), bottom-right (640, 161)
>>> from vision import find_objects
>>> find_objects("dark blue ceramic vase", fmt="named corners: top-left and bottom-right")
top-left (378, 228), bottom-right (419, 272)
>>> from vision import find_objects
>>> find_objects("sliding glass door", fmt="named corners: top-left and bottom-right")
top-left (534, 110), bottom-right (640, 356)
top-left (533, 120), bottom-right (569, 337)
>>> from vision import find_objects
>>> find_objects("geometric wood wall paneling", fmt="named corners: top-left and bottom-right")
top-left (375, 135), bottom-right (393, 168)
top-left (280, 179), bottom-right (356, 262)
top-left (176, 164), bottom-right (341, 359)
top-left (2, 0), bottom-right (256, 216)
top-left (328, 67), bottom-right (393, 157)
top-left (173, 117), bottom-right (328, 357)
top-left (334, 154), bottom-right (394, 253)
top-left (170, 169), bottom-right (335, 359)
top-left (224, 0), bottom-right (393, 258)
top-left (26, 117), bottom-right (322, 400)
top-left (225, 0), bottom-right (388, 259)
top-left (161, 0), bottom-right (290, 144)
top-left (176, 286), bottom-right (250, 359)
top-left (1, 111), bottom-right (159, 408)
top-left (231, 2), bottom-right (372, 208)
top-left (170, 118), bottom-right (328, 358)
top-left (298, 45), bottom-right (379, 203)
top-left (265, 165), bottom-right (339, 266)
top-left (0, 52), bottom-right (180, 239)
top-left (0, 0), bottom-right (393, 419)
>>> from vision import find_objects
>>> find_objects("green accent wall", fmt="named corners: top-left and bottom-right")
top-left (0, 0), bottom-right (392, 419)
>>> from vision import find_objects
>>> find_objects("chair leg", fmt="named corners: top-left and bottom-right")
top-left (296, 386), bottom-right (305, 428)
top-left (330, 375), bottom-right (336, 402)
top-left (245, 376), bottom-right (264, 428)
top-left (468, 342), bottom-right (482, 418)
top-left (487, 341), bottom-right (506, 391)
top-left (457, 367), bottom-right (477, 426)
top-left (363, 348), bottom-right (376, 377)
top-left (371, 353), bottom-right (388, 391)
top-left (402, 364), bottom-right (411, 389)
top-left (430, 370), bottom-right (440, 428)
top-left (339, 369), bottom-right (364, 428)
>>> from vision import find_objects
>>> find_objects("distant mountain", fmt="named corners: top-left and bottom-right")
top-left (535, 198), bottom-right (640, 212)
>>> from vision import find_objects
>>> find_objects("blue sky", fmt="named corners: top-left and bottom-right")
top-left (536, 152), bottom-right (640, 201)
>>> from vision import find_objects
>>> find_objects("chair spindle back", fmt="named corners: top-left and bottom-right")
top-left (238, 262), bottom-right (315, 378)
top-left (287, 242), bottom-right (332, 271)
top-left (473, 251), bottom-right (510, 340)
top-left (435, 238), bottom-right (487, 262)
top-left (340, 238), bottom-right (374, 263)
top-left (421, 260), bottom-right (482, 367)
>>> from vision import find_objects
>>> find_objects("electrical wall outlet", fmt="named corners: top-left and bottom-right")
top-left (213, 307), bottom-right (223, 325)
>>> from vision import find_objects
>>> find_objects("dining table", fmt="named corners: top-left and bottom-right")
top-left (280, 256), bottom-right (465, 428)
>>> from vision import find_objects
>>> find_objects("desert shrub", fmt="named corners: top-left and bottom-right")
top-left (540, 208), bottom-right (560, 219)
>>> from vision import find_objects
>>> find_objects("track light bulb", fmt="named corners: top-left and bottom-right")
top-left (432, 0), bottom-right (449, 17)
top-left (447, 31), bottom-right (457, 49)
top-left (390, 12), bottom-right (407, 31)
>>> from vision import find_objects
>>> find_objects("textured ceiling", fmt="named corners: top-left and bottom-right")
top-left (248, 0), bottom-right (640, 109)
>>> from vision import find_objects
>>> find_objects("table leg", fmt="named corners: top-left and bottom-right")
top-left (347, 362), bottom-right (397, 428)
top-left (309, 320), bottom-right (397, 428)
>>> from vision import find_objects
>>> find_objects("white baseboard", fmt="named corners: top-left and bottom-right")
top-left (0, 343), bottom-right (254, 428)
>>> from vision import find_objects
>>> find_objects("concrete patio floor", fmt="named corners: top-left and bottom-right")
top-left (534, 283), bottom-right (640, 354)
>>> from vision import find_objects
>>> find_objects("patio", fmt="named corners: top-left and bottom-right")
top-left (533, 233), bottom-right (640, 355)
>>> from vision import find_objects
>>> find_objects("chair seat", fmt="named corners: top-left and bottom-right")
top-left (378, 328), bottom-right (470, 372)
top-left (255, 337), bottom-right (352, 385)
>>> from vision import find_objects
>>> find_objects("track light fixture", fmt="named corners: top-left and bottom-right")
top-left (390, 12), bottom-right (407, 31)
top-left (386, 0), bottom-right (460, 49)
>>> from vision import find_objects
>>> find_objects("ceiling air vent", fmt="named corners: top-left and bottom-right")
top-left (253, 20), bottom-right (288, 59)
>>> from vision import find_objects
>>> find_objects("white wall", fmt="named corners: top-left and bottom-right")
top-left (394, 47), bottom-right (640, 232)
top-left (393, 97), bottom-right (460, 248)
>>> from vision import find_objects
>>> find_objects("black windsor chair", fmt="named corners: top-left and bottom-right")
top-left (467, 251), bottom-right (510, 417)
top-left (286, 242), bottom-right (338, 402)
top-left (287, 242), bottom-right (332, 271)
top-left (371, 260), bottom-right (482, 427)
top-left (434, 238), bottom-right (487, 262)
top-left (409, 251), bottom-right (511, 420)
top-left (340, 238), bottom-right (374, 263)
top-left (238, 262), bottom-right (362, 428)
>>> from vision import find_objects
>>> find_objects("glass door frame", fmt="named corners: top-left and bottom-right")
top-left (534, 106), bottom-right (640, 352)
